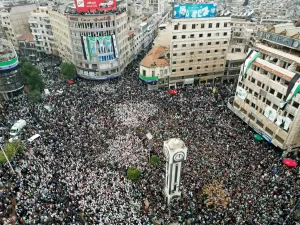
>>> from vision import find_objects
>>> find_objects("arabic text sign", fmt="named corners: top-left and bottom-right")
top-left (74, 0), bottom-right (116, 12)
top-left (173, 3), bottom-right (217, 19)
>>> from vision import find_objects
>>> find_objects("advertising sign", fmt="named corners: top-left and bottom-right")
top-left (74, 0), bottom-right (116, 12)
top-left (173, 3), bottom-right (217, 19)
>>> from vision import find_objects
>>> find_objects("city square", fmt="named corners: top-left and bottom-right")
top-left (0, 61), bottom-right (299, 224)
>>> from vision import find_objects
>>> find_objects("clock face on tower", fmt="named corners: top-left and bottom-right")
top-left (173, 152), bottom-right (185, 162)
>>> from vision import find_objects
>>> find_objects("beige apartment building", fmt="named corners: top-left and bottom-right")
top-left (29, 6), bottom-right (55, 55)
top-left (49, 5), bottom-right (73, 62)
top-left (170, 16), bottom-right (231, 87)
top-left (0, 4), bottom-right (37, 49)
top-left (228, 27), bottom-right (300, 152)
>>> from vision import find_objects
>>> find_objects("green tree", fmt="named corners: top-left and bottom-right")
top-left (28, 90), bottom-right (42, 103)
top-left (20, 58), bottom-right (44, 91)
top-left (127, 167), bottom-right (141, 181)
top-left (0, 141), bottom-right (25, 164)
top-left (151, 155), bottom-right (159, 165)
top-left (60, 62), bottom-right (77, 80)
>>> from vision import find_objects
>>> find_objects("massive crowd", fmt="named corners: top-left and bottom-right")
top-left (0, 59), bottom-right (300, 225)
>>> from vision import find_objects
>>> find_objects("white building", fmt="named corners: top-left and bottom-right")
top-left (29, 6), bottom-right (54, 55)
top-left (228, 27), bottom-right (300, 153)
top-left (0, 4), bottom-right (37, 49)
top-left (170, 16), bottom-right (231, 87)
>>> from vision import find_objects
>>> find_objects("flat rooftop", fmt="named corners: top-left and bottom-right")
top-left (255, 43), bottom-right (300, 65)
top-left (226, 52), bottom-right (246, 61)
top-left (140, 46), bottom-right (169, 68)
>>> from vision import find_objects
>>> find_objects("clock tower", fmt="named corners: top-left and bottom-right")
top-left (163, 138), bottom-right (187, 206)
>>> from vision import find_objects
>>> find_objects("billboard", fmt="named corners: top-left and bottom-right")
top-left (81, 36), bottom-right (119, 62)
top-left (74, 0), bottom-right (116, 12)
top-left (173, 3), bottom-right (217, 19)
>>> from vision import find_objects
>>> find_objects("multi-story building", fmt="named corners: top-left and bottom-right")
top-left (228, 25), bottom-right (300, 153)
top-left (49, 3), bottom-right (72, 61)
top-left (29, 6), bottom-right (55, 55)
top-left (0, 4), bottom-right (37, 49)
top-left (225, 18), bottom-right (255, 84)
top-left (146, 0), bottom-right (168, 14)
top-left (170, 16), bottom-right (231, 87)
top-left (0, 38), bottom-right (23, 100)
top-left (18, 33), bottom-right (37, 60)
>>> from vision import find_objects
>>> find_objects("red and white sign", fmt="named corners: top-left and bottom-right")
top-left (74, 0), bottom-right (116, 12)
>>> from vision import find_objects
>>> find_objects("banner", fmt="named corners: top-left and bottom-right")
top-left (264, 106), bottom-right (277, 122)
top-left (74, 0), bottom-right (116, 12)
top-left (89, 37), bottom-right (97, 54)
top-left (112, 35), bottom-right (119, 58)
top-left (81, 36), bottom-right (92, 61)
top-left (241, 50), bottom-right (260, 78)
top-left (104, 36), bottom-right (114, 61)
top-left (236, 86), bottom-right (247, 100)
top-left (280, 73), bottom-right (300, 109)
top-left (275, 116), bottom-right (291, 131)
top-left (173, 4), bottom-right (217, 19)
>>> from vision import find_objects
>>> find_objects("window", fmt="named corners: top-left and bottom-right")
top-left (257, 81), bottom-right (262, 87)
top-left (174, 24), bottom-right (178, 30)
top-left (182, 52), bottom-right (185, 56)
top-left (213, 57), bottom-right (217, 60)
top-left (224, 41), bottom-right (228, 44)
top-left (292, 101), bottom-right (299, 109)
top-left (172, 61), bottom-right (176, 64)
top-left (216, 41), bottom-right (219, 45)
top-left (206, 58), bottom-right (209, 61)
top-left (257, 120), bottom-right (264, 128)
top-left (266, 100), bottom-right (271, 106)
top-left (197, 66), bottom-right (200, 69)
top-left (192, 24), bottom-right (196, 29)
top-left (199, 43), bottom-right (203, 46)
top-left (251, 102), bottom-right (256, 108)
top-left (207, 33), bottom-right (211, 37)
top-left (251, 77), bottom-right (255, 83)
top-left (216, 23), bottom-right (220, 28)
top-left (198, 51), bottom-right (202, 54)
top-left (213, 65), bottom-right (216, 68)
top-left (92, 64), bottom-right (97, 69)
top-left (182, 24), bottom-right (186, 29)
top-left (201, 24), bottom-right (205, 28)
top-left (190, 34), bottom-right (195, 38)
top-left (199, 34), bottom-right (203, 38)
top-left (288, 114), bottom-right (294, 121)
top-left (270, 88), bottom-right (275, 95)
top-left (207, 50), bottom-right (210, 53)
top-left (224, 22), bottom-right (228, 27)
top-left (189, 67), bottom-right (192, 70)
top-left (152, 71), bottom-right (155, 76)
top-left (182, 44), bottom-right (186, 47)
top-left (265, 127), bottom-right (274, 136)
top-left (172, 69), bottom-right (176, 72)
top-left (181, 60), bottom-right (185, 63)
top-left (209, 23), bottom-right (212, 28)
top-left (198, 59), bottom-right (201, 62)
top-left (173, 53), bottom-right (177, 56)
top-left (189, 59), bottom-right (193, 63)
top-left (277, 92), bottom-right (283, 99)
top-left (191, 43), bottom-right (195, 47)
top-left (208, 42), bottom-right (211, 45)
top-left (245, 99), bottom-right (250, 104)
top-left (173, 35), bottom-right (177, 39)
top-left (214, 49), bottom-right (218, 52)
top-left (190, 52), bottom-right (194, 55)
top-left (273, 104), bottom-right (278, 110)
top-left (205, 65), bottom-right (208, 68)
top-left (224, 32), bottom-right (228, 36)
top-left (215, 33), bottom-right (219, 36)
top-left (143, 70), bottom-right (146, 76)
top-left (220, 64), bottom-right (224, 66)
top-left (173, 45), bottom-right (177, 48)
top-left (182, 35), bottom-right (186, 39)
top-left (180, 68), bottom-right (184, 71)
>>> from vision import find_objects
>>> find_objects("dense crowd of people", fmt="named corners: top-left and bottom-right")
top-left (0, 58), bottom-right (300, 225)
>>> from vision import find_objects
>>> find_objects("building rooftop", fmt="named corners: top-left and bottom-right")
top-left (18, 33), bottom-right (34, 42)
top-left (226, 52), bottom-right (246, 61)
top-left (254, 43), bottom-right (300, 65)
top-left (140, 46), bottom-right (169, 68)
top-left (153, 23), bottom-right (172, 48)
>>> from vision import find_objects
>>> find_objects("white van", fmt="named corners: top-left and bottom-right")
top-left (27, 134), bottom-right (41, 145)
top-left (10, 120), bottom-right (26, 136)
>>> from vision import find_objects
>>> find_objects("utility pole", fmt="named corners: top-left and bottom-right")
top-left (0, 144), bottom-right (15, 173)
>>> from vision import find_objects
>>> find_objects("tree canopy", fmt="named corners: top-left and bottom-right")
top-left (20, 58), bottom-right (44, 92)
top-left (0, 141), bottom-right (25, 164)
top-left (28, 89), bottom-right (42, 103)
top-left (127, 167), bottom-right (141, 181)
top-left (151, 155), bottom-right (159, 165)
top-left (60, 62), bottom-right (77, 80)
